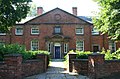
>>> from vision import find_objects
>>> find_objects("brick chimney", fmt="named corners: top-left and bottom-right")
top-left (37, 7), bottom-right (43, 15)
top-left (72, 7), bottom-right (77, 16)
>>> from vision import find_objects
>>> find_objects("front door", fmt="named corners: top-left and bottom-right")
top-left (55, 46), bottom-right (60, 59)
top-left (93, 46), bottom-right (99, 53)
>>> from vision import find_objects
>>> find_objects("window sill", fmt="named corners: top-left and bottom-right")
top-left (76, 34), bottom-right (84, 36)
top-left (31, 33), bottom-right (40, 35)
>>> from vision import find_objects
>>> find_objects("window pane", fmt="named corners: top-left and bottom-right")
top-left (92, 28), bottom-right (99, 35)
top-left (55, 27), bottom-right (61, 33)
top-left (76, 28), bottom-right (83, 34)
top-left (109, 41), bottom-right (116, 52)
top-left (76, 41), bottom-right (84, 51)
top-left (48, 42), bottom-right (51, 53)
top-left (16, 28), bottom-right (23, 35)
top-left (31, 40), bottom-right (39, 50)
top-left (64, 43), bottom-right (68, 53)
top-left (31, 27), bottom-right (39, 34)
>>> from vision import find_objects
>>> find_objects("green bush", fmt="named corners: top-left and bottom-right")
top-left (112, 48), bottom-right (120, 59)
top-left (0, 44), bottom-right (50, 61)
top-left (76, 51), bottom-right (92, 59)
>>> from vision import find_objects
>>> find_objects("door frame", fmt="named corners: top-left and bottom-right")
top-left (54, 43), bottom-right (61, 59)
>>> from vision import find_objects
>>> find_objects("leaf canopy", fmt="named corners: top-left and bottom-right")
top-left (0, 0), bottom-right (32, 32)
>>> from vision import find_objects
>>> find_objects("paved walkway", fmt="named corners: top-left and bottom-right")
top-left (24, 59), bottom-right (89, 79)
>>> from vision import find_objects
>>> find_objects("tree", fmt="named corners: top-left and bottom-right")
top-left (0, 0), bottom-right (32, 32)
top-left (27, 3), bottom-right (37, 17)
top-left (93, 0), bottom-right (120, 41)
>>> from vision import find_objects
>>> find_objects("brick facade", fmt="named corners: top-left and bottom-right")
top-left (0, 8), bottom-right (120, 59)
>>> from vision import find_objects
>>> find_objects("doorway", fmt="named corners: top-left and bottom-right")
top-left (93, 45), bottom-right (99, 53)
top-left (54, 43), bottom-right (61, 59)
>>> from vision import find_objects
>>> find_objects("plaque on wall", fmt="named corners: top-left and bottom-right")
top-left (54, 14), bottom-right (61, 21)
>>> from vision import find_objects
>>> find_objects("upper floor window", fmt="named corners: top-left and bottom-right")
top-left (76, 27), bottom-right (84, 35)
top-left (31, 27), bottom-right (39, 35)
top-left (31, 40), bottom-right (39, 51)
top-left (15, 27), bottom-right (23, 35)
top-left (54, 26), bottom-right (61, 34)
top-left (92, 28), bottom-right (99, 35)
top-left (76, 40), bottom-right (84, 51)
top-left (0, 31), bottom-right (6, 35)
top-left (109, 41), bottom-right (116, 53)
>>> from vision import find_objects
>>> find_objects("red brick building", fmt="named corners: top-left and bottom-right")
top-left (0, 7), bottom-right (120, 59)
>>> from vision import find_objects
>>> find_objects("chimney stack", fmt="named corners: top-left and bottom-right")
top-left (72, 7), bottom-right (77, 16)
top-left (37, 7), bottom-right (43, 15)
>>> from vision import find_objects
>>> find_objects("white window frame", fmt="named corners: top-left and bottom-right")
top-left (64, 43), bottom-right (68, 53)
top-left (76, 27), bottom-right (84, 35)
top-left (76, 40), bottom-right (84, 51)
top-left (31, 40), bottom-right (39, 51)
top-left (54, 26), bottom-right (61, 34)
top-left (92, 28), bottom-right (99, 35)
top-left (0, 31), bottom-right (6, 35)
top-left (15, 27), bottom-right (23, 35)
top-left (31, 27), bottom-right (39, 35)
top-left (109, 41), bottom-right (116, 52)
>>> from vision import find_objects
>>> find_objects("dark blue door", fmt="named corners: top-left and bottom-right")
top-left (55, 46), bottom-right (60, 59)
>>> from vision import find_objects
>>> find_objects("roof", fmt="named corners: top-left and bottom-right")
top-left (16, 8), bottom-right (93, 24)
top-left (78, 16), bottom-right (92, 24)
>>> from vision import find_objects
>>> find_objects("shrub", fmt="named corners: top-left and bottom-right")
top-left (76, 51), bottom-right (92, 59)
top-left (0, 44), bottom-right (50, 61)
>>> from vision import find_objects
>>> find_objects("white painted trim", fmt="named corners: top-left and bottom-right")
top-left (30, 40), bottom-right (39, 51)
top-left (76, 27), bottom-right (84, 35)
top-left (31, 27), bottom-right (39, 35)
top-left (15, 27), bottom-right (23, 35)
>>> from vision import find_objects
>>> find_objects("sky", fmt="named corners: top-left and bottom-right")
top-left (32, 0), bottom-right (99, 16)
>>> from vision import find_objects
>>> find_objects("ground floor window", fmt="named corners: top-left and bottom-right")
top-left (109, 41), bottom-right (116, 52)
top-left (48, 42), bottom-right (51, 53)
top-left (64, 43), bottom-right (68, 53)
top-left (76, 41), bottom-right (84, 51)
top-left (31, 40), bottom-right (39, 51)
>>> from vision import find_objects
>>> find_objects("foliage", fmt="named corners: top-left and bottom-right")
top-left (27, 3), bottom-right (37, 17)
top-left (101, 49), bottom-right (114, 60)
top-left (76, 51), bottom-right (92, 59)
top-left (112, 48), bottom-right (120, 59)
top-left (93, 0), bottom-right (120, 40)
top-left (0, 0), bottom-right (32, 32)
top-left (0, 44), bottom-right (50, 61)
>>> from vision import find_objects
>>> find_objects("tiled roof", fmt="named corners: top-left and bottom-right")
top-left (78, 16), bottom-right (92, 23)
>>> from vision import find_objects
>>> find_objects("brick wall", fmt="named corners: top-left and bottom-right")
top-left (72, 59), bottom-right (88, 75)
top-left (68, 53), bottom-right (120, 79)
top-left (0, 54), bottom-right (49, 79)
